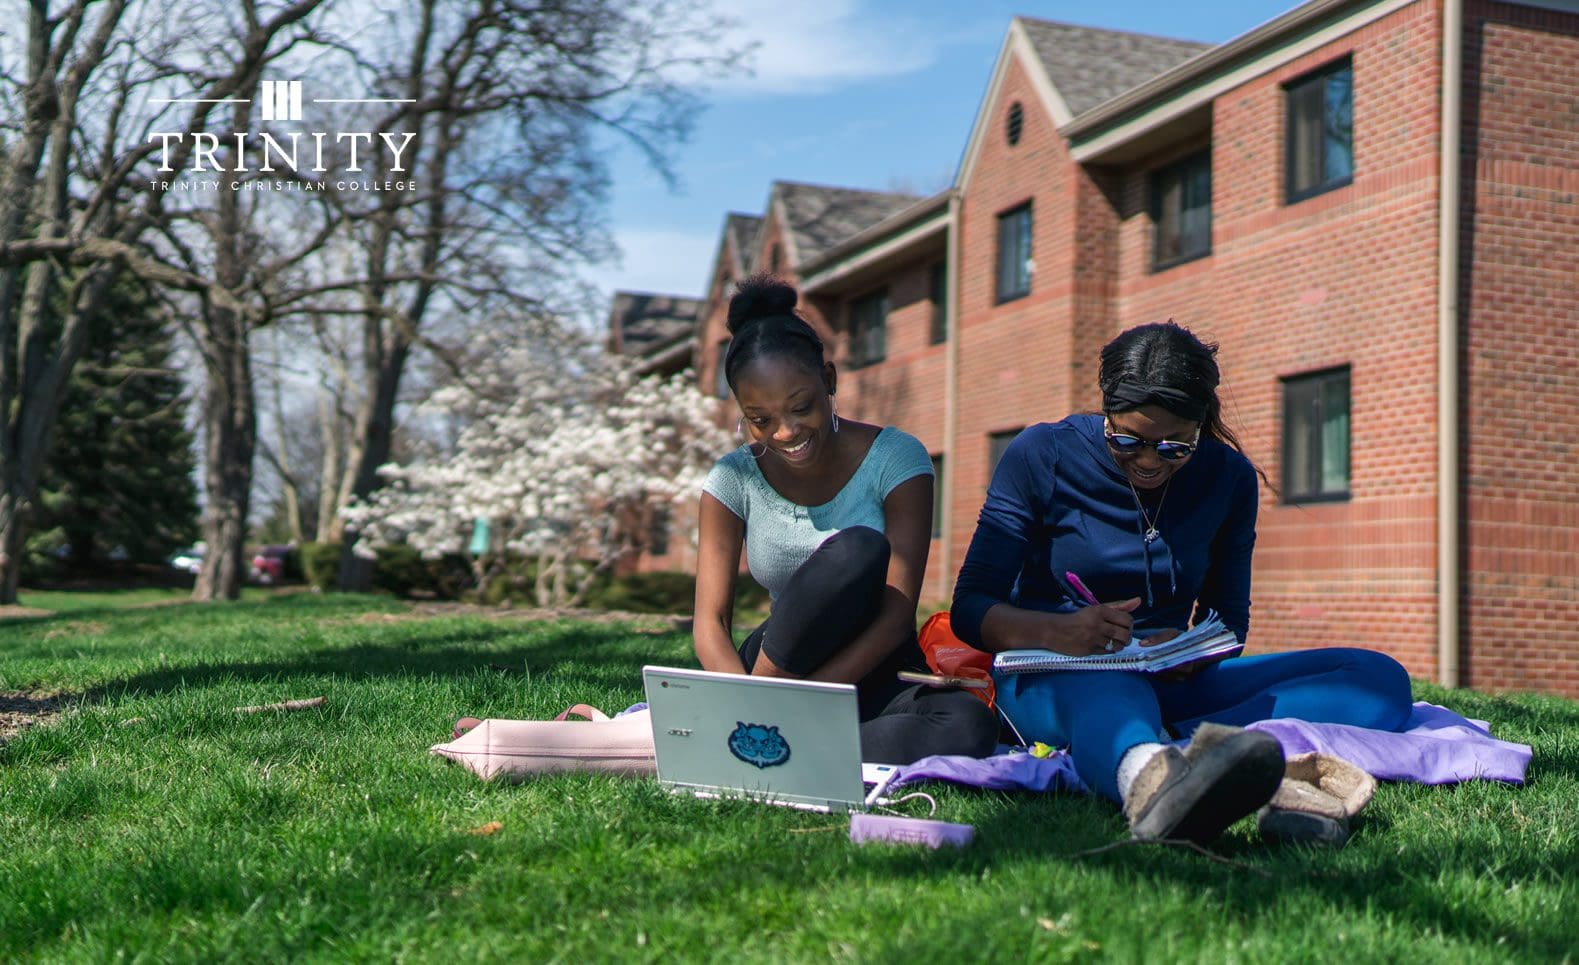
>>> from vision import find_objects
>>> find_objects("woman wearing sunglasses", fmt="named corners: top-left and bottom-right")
top-left (951, 321), bottom-right (1412, 845)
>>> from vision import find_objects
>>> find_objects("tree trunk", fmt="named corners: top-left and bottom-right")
top-left (193, 304), bottom-right (256, 601)
top-left (0, 264), bottom-right (118, 603)
top-left (192, 107), bottom-right (256, 602)
top-left (281, 480), bottom-right (306, 546)
top-left (0, 493), bottom-right (30, 602)
top-left (315, 387), bottom-right (344, 542)
top-left (335, 334), bottom-right (410, 591)
top-left (264, 332), bottom-right (307, 545)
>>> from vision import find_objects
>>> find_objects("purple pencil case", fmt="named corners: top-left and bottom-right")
top-left (849, 813), bottom-right (975, 849)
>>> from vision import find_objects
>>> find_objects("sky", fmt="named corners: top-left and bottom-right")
top-left (585, 0), bottom-right (1304, 309)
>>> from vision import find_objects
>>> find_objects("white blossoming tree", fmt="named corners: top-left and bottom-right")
top-left (342, 325), bottom-right (729, 607)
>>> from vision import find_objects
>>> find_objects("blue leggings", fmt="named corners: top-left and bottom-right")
top-left (992, 648), bottom-right (1414, 802)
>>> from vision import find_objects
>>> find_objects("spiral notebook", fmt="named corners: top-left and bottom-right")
top-left (992, 611), bottom-right (1242, 675)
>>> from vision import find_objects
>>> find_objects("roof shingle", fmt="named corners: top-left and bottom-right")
top-left (774, 181), bottom-right (922, 266)
top-left (725, 213), bottom-right (762, 274)
top-left (607, 292), bottom-right (702, 359)
top-left (1017, 18), bottom-right (1211, 117)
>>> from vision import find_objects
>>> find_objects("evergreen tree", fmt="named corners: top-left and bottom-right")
top-left (28, 277), bottom-right (199, 570)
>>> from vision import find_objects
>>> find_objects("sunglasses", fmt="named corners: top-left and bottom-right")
top-left (1104, 423), bottom-right (1200, 461)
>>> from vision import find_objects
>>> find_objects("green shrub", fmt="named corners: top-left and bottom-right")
top-left (370, 544), bottom-right (426, 597)
top-left (476, 555), bottom-right (540, 606)
top-left (584, 570), bottom-right (694, 613)
top-left (580, 570), bottom-right (770, 616)
top-left (300, 541), bottom-right (341, 590)
top-left (373, 546), bottom-right (472, 599)
top-left (302, 541), bottom-right (473, 598)
top-left (732, 572), bottom-right (770, 615)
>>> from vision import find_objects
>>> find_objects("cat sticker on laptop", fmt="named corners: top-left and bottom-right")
top-left (727, 722), bottom-right (791, 768)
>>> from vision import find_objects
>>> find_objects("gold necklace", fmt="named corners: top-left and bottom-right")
top-left (1126, 477), bottom-right (1170, 544)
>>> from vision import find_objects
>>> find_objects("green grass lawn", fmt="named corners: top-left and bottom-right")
top-left (1, 594), bottom-right (1575, 962)
top-left (11, 586), bottom-right (276, 613)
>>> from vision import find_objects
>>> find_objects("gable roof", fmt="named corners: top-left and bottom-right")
top-left (606, 291), bottom-right (702, 361)
top-left (771, 181), bottom-right (923, 267)
top-left (797, 189), bottom-right (952, 294)
top-left (956, 17), bottom-right (1210, 187)
top-left (725, 213), bottom-right (762, 276)
top-left (1017, 18), bottom-right (1211, 118)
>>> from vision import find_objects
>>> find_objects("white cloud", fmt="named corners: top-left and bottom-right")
top-left (696, 0), bottom-right (942, 96)
top-left (585, 226), bottom-right (718, 303)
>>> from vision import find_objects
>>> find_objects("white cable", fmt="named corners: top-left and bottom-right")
top-left (879, 791), bottom-right (938, 818)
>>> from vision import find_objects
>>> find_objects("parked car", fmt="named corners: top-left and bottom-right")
top-left (250, 545), bottom-right (291, 584)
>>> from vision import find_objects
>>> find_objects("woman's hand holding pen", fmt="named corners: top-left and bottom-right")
top-left (1057, 571), bottom-right (1140, 655)
top-left (1044, 597), bottom-right (1141, 656)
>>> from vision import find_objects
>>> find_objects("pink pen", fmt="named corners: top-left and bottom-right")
top-left (1065, 571), bottom-right (1102, 607)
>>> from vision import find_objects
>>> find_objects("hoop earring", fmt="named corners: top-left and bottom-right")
top-left (831, 399), bottom-right (840, 434)
top-left (737, 416), bottom-right (767, 460)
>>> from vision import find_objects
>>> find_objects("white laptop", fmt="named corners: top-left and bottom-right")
top-left (642, 665), bottom-right (900, 813)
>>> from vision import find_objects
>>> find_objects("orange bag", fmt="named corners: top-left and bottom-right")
top-left (917, 611), bottom-right (997, 711)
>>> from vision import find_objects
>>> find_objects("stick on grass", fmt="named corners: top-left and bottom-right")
top-left (233, 697), bottom-right (327, 714)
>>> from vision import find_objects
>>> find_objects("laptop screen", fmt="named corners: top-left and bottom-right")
top-left (642, 666), bottom-right (868, 812)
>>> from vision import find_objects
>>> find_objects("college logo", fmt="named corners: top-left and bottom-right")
top-left (147, 78), bottom-right (417, 193)
top-left (259, 79), bottom-right (303, 122)
top-left (727, 722), bottom-right (790, 769)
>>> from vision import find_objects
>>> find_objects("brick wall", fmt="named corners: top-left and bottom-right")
top-left (816, 257), bottom-right (953, 597)
top-left (1116, 2), bottom-right (1445, 676)
top-left (953, 56), bottom-right (1082, 578)
top-left (951, 4), bottom-right (1450, 677)
top-left (1458, 0), bottom-right (1579, 695)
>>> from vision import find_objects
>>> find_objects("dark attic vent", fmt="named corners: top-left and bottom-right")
top-left (1006, 101), bottom-right (1025, 146)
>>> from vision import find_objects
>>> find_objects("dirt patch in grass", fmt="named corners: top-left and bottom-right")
top-left (0, 691), bottom-right (69, 744)
top-left (43, 620), bottom-right (109, 640)
top-left (0, 605), bottom-right (55, 620)
top-left (347, 602), bottom-right (691, 632)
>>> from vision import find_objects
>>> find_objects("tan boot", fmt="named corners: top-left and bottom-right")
top-left (1126, 723), bottom-right (1285, 844)
top-left (1122, 746), bottom-right (1189, 835)
top-left (1257, 753), bottom-right (1376, 847)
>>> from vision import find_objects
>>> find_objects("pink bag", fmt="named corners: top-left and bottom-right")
top-left (430, 704), bottom-right (656, 781)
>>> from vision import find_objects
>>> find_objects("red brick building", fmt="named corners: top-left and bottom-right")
top-left (610, 0), bottom-right (1579, 698)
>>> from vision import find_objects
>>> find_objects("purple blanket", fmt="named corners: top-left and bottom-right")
top-left (889, 701), bottom-right (1532, 794)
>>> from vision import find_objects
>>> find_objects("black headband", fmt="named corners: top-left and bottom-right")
top-left (1103, 379), bottom-right (1209, 422)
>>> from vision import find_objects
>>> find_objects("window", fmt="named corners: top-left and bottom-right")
top-left (995, 204), bottom-right (1033, 303)
top-left (930, 454), bottom-right (945, 538)
top-left (848, 288), bottom-right (888, 368)
top-left (769, 244), bottom-right (782, 275)
top-left (1006, 102), bottom-right (1024, 146)
top-left (1286, 58), bottom-right (1354, 203)
top-left (1283, 367), bottom-right (1351, 502)
top-left (929, 262), bottom-right (947, 345)
top-left (988, 428), bottom-right (1024, 478)
top-left (714, 339), bottom-right (731, 399)
top-left (647, 504), bottom-right (671, 555)
top-left (1150, 150), bottom-right (1212, 270)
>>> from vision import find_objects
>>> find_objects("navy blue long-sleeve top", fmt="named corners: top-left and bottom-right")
top-left (952, 413), bottom-right (1259, 647)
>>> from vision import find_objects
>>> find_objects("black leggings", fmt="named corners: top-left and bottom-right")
top-left (738, 526), bottom-right (998, 765)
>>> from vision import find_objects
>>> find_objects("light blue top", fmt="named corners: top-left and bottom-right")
top-left (703, 426), bottom-right (933, 602)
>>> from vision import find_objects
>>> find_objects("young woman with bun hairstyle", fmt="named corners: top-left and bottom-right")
top-left (952, 321), bottom-right (1413, 844)
top-left (693, 275), bottom-right (998, 765)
